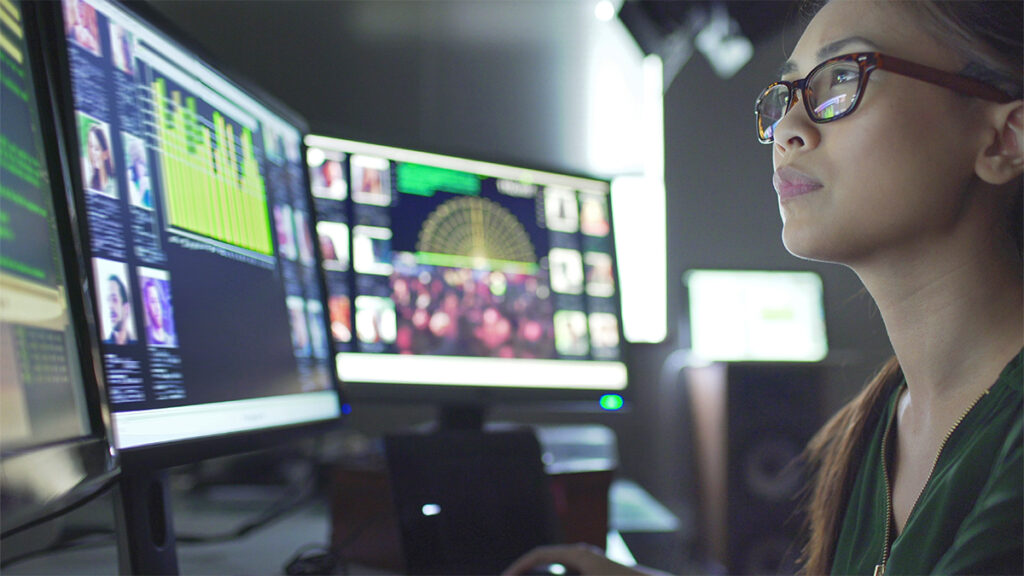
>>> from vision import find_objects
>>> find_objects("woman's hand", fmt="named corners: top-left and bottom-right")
top-left (502, 543), bottom-right (653, 576)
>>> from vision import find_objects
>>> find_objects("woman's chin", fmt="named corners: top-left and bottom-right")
top-left (781, 230), bottom-right (842, 264)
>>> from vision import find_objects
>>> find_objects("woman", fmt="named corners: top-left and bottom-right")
top-left (86, 124), bottom-right (115, 195)
top-left (143, 280), bottom-right (173, 347)
top-left (505, 1), bottom-right (1022, 574)
top-left (127, 138), bottom-right (152, 208)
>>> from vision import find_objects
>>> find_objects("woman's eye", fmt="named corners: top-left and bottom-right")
top-left (830, 68), bottom-right (857, 85)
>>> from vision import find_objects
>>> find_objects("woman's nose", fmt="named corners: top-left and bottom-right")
top-left (772, 91), bottom-right (820, 156)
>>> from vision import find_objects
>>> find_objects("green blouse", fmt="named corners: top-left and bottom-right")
top-left (831, 350), bottom-right (1022, 575)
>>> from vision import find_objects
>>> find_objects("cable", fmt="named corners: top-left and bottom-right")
top-left (0, 525), bottom-right (117, 569)
top-left (176, 477), bottom-right (320, 545)
top-left (2, 481), bottom-right (320, 568)
top-left (176, 439), bottom-right (334, 547)
top-left (4, 437), bottom-right (338, 570)
top-left (284, 544), bottom-right (339, 575)
top-left (0, 470), bottom-right (121, 542)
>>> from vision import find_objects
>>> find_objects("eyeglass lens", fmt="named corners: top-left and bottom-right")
top-left (757, 60), bottom-right (863, 142)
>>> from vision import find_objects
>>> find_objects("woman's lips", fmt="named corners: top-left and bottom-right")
top-left (773, 166), bottom-right (823, 200)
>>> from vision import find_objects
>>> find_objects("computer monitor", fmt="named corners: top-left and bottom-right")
top-left (37, 0), bottom-right (345, 571)
top-left (305, 135), bottom-right (629, 426)
top-left (0, 0), bottom-right (116, 541)
top-left (683, 269), bottom-right (829, 363)
top-left (46, 0), bottom-right (343, 461)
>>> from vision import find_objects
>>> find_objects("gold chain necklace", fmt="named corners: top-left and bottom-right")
top-left (874, 384), bottom-right (992, 576)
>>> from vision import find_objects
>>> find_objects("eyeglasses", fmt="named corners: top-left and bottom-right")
top-left (755, 52), bottom-right (1014, 144)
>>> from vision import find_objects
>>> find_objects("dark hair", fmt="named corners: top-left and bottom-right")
top-left (89, 125), bottom-right (114, 177)
top-left (797, 2), bottom-right (1023, 575)
top-left (917, 1), bottom-right (1023, 99)
top-left (108, 274), bottom-right (127, 303)
top-left (800, 357), bottom-right (902, 575)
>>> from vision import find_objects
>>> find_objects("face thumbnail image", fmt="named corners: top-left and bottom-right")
top-left (94, 258), bottom-right (136, 346)
top-left (274, 204), bottom-right (298, 261)
top-left (294, 210), bottom-right (316, 266)
top-left (584, 252), bottom-right (615, 298)
top-left (310, 156), bottom-right (348, 201)
top-left (352, 226), bottom-right (393, 276)
top-left (544, 186), bottom-right (579, 233)
top-left (79, 114), bottom-right (118, 199)
top-left (317, 221), bottom-right (350, 272)
top-left (328, 294), bottom-right (352, 343)
top-left (287, 296), bottom-right (311, 357)
top-left (589, 312), bottom-right (620, 350)
top-left (64, 0), bottom-right (101, 56)
top-left (123, 132), bottom-right (152, 209)
top-left (109, 22), bottom-right (134, 75)
top-left (355, 295), bottom-right (397, 345)
top-left (579, 193), bottom-right (610, 237)
top-left (137, 267), bottom-right (178, 348)
top-left (548, 248), bottom-right (584, 295)
top-left (350, 155), bottom-right (391, 206)
top-left (306, 299), bottom-right (329, 360)
top-left (553, 310), bottom-right (589, 356)
top-left (265, 124), bottom-right (302, 165)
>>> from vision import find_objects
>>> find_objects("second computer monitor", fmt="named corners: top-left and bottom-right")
top-left (305, 135), bottom-right (628, 408)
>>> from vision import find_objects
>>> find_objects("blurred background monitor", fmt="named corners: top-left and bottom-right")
top-left (305, 135), bottom-right (629, 426)
top-left (683, 269), bottom-right (828, 363)
top-left (0, 0), bottom-right (117, 541)
top-left (43, 0), bottom-right (345, 467)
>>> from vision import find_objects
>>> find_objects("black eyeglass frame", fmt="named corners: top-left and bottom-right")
top-left (755, 52), bottom-right (1015, 144)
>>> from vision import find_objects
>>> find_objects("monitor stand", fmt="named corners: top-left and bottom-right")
top-left (438, 403), bottom-right (488, 431)
top-left (113, 468), bottom-right (179, 575)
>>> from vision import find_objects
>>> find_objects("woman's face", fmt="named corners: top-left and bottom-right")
top-left (133, 152), bottom-right (147, 176)
top-left (88, 131), bottom-right (107, 171)
top-left (107, 280), bottom-right (125, 326)
top-left (146, 284), bottom-right (163, 328)
top-left (771, 0), bottom-right (989, 266)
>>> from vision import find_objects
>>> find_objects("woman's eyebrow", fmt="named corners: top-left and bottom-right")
top-left (777, 36), bottom-right (881, 77)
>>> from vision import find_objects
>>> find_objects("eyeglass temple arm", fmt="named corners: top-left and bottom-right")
top-left (876, 53), bottom-right (1015, 103)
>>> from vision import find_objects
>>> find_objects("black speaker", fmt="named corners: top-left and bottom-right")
top-left (686, 363), bottom-right (826, 575)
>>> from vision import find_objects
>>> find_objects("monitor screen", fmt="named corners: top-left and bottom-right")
top-left (1, 0), bottom-right (114, 536)
top-left (52, 0), bottom-right (342, 454)
top-left (304, 135), bottom-right (628, 400)
top-left (684, 269), bottom-right (829, 363)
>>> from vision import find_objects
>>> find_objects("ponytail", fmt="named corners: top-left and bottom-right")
top-left (798, 356), bottom-right (903, 575)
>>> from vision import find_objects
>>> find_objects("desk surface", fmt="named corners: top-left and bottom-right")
top-left (5, 489), bottom-right (339, 575)
top-left (4, 479), bottom-right (677, 575)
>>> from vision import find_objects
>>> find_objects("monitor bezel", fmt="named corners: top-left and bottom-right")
top-left (34, 0), bottom-right (348, 472)
top-left (304, 135), bottom-right (633, 416)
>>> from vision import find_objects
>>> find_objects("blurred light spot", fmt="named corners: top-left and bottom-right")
top-left (306, 147), bottom-right (325, 167)
top-left (594, 0), bottom-right (615, 21)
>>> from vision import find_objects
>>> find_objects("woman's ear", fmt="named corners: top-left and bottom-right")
top-left (977, 101), bottom-right (1024, 185)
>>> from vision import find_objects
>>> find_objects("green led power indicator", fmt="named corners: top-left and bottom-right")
top-left (599, 394), bottom-right (624, 411)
